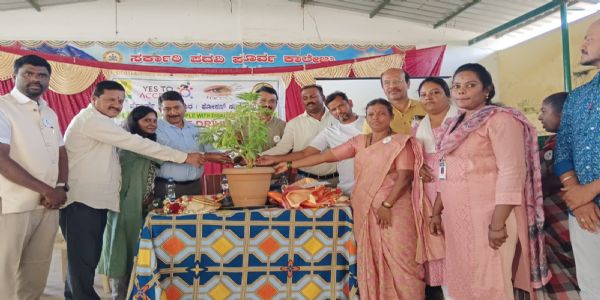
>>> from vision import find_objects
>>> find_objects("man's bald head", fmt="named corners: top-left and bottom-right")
top-left (580, 19), bottom-right (600, 67)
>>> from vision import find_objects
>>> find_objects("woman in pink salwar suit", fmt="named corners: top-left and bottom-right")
top-left (275, 99), bottom-right (427, 299)
top-left (431, 64), bottom-right (550, 300)
top-left (413, 77), bottom-right (458, 289)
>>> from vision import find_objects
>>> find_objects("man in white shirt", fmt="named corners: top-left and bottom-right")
top-left (0, 55), bottom-right (67, 299)
top-left (258, 91), bottom-right (363, 194)
top-left (61, 81), bottom-right (204, 300)
top-left (261, 84), bottom-right (338, 181)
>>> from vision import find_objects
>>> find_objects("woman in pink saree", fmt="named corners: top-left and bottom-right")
top-left (430, 63), bottom-right (550, 299)
top-left (275, 99), bottom-right (429, 299)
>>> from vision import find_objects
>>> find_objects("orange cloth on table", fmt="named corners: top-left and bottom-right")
top-left (438, 112), bottom-right (533, 300)
top-left (332, 133), bottom-right (428, 300)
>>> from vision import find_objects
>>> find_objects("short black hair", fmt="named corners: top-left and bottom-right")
top-left (125, 106), bottom-right (158, 141)
top-left (93, 80), bottom-right (125, 98)
top-left (542, 92), bottom-right (568, 114)
top-left (325, 91), bottom-right (349, 107)
top-left (366, 98), bottom-right (394, 116)
top-left (380, 68), bottom-right (410, 86)
top-left (14, 55), bottom-right (52, 75)
top-left (256, 86), bottom-right (278, 100)
top-left (301, 84), bottom-right (325, 99)
top-left (418, 77), bottom-right (451, 97)
top-left (158, 91), bottom-right (185, 106)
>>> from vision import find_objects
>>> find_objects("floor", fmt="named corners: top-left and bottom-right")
top-left (41, 248), bottom-right (112, 300)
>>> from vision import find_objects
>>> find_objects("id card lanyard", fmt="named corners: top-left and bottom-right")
top-left (438, 157), bottom-right (447, 181)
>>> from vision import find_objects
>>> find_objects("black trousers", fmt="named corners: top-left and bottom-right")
top-left (59, 202), bottom-right (107, 300)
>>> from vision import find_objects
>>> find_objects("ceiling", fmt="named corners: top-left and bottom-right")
top-left (0, 0), bottom-right (96, 12)
top-left (2, 0), bottom-right (599, 48)
top-left (290, 0), bottom-right (600, 46)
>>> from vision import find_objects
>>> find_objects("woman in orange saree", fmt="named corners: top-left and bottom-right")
top-left (275, 99), bottom-right (432, 299)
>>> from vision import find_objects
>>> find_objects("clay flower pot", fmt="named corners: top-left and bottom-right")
top-left (222, 167), bottom-right (274, 207)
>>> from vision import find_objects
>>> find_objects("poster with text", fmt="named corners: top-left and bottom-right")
top-left (108, 76), bottom-right (286, 127)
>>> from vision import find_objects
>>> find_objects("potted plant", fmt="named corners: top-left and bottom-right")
top-left (200, 92), bottom-right (275, 207)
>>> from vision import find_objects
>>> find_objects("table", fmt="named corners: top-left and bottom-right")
top-left (128, 206), bottom-right (358, 299)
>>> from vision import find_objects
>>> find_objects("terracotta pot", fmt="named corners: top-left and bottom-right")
top-left (222, 167), bottom-right (274, 207)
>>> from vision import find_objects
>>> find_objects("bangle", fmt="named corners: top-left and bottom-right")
top-left (381, 201), bottom-right (393, 208)
top-left (560, 175), bottom-right (574, 184)
top-left (286, 161), bottom-right (292, 169)
top-left (488, 224), bottom-right (506, 232)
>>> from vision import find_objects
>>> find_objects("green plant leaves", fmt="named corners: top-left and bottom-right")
top-left (199, 92), bottom-right (269, 168)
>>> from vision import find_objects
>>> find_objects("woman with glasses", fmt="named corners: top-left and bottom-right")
top-left (430, 63), bottom-right (550, 299)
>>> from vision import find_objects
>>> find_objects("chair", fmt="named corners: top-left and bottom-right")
top-left (203, 173), bottom-right (224, 195)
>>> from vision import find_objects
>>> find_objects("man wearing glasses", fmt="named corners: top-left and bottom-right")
top-left (363, 68), bottom-right (426, 134)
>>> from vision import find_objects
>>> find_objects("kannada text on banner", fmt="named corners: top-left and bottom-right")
top-left (5, 41), bottom-right (413, 68)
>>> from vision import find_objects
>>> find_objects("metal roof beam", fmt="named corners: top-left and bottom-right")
top-left (468, 1), bottom-right (560, 45)
top-left (434, 0), bottom-right (481, 28)
top-left (369, 0), bottom-right (390, 18)
top-left (25, 0), bottom-right (41, 12)
top-left (301, 0), bottom-right (311, 7)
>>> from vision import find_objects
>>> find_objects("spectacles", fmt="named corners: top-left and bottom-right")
top-left (451, 82), bottom-right (480, 91)
top-left (382, 79), bottom-right (405, 87)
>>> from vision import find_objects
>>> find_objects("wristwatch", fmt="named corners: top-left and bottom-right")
top-left (56, 182), bottom-right (70, 192)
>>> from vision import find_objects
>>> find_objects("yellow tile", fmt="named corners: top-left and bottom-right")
top-left (211, 236), bottom-right (234, 256)
top-left (303, 236), bottom-right (324, 256)
top-left (137, 249), bottom-right (151, 267)
top-left (301, 282), bottom-right (322, 299)
top-left (209, 282), bottom-right (231, 300)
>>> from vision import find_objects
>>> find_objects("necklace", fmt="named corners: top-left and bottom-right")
top-left (366, 127), bottom-right (393, 147)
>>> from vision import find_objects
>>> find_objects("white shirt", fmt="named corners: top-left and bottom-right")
top-left (309, 116), bottom-right (364, 195)
top-left (0, 89), bottom-right (63, 146)
top-left (64, 104), bottom-right (188, 212)
top-left (0, 89), bottom-right (63, 213)
top-left (262, 110), bottom-right (337, 176)
top-left (0, 110), bottom-right (8, 144)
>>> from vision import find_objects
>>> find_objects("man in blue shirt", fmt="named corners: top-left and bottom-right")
top-left (154, 91), bottom-right (231, 198)
top-left (554, 19), bottom-right (600, 300)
